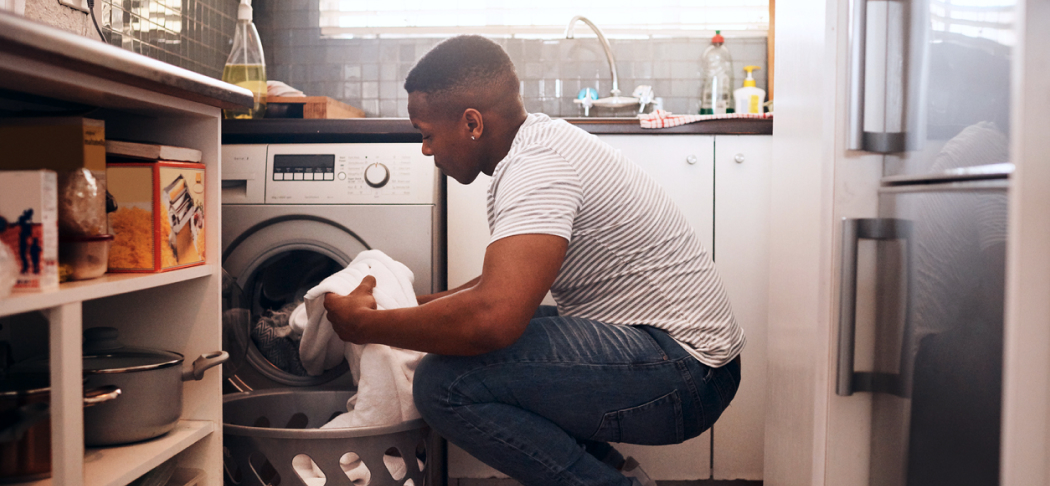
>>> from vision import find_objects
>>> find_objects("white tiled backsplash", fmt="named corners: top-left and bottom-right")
top-left (254, 0), bottom-right (768, 118)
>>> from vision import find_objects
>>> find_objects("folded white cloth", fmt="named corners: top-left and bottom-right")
top-left (294, 249), bottom-right (426, 429)
top-left (267, 80), bottom-right (306, 97)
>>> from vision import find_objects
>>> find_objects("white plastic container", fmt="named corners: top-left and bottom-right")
top-left (733, 65), bottom-right (767, 114)
top-left (58, 234), bottom-right (113, 281)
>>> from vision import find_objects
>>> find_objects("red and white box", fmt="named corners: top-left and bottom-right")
top-left (0, 171), bottom-right (59, 292)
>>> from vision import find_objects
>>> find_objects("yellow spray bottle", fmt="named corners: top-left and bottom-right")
top-left (733, 65), bottom-right (766, 114)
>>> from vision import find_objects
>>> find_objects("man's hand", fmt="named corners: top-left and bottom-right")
top-left (323, 275), bottom-right (378, 344)
top-left (313, 234), bottom-right (566, 355)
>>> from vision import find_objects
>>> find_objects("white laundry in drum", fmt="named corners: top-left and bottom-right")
top-left (290, 249), bottom-right (425, 429)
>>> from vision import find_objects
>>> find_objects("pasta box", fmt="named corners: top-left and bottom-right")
top-left (106, 161), bottom-right (205, 272)
top-left (0, 171), bottom-right (59, 292)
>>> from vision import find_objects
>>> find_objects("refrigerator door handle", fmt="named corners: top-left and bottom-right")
top-left (847, 0), bottom-right (928, 154)
top-left (837, 218), bottom-right (913, 396)
top-left (847, 0), bottom-right (867, 151)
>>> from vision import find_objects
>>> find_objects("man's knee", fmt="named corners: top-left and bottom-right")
top-left (413, 353), bottom-right (454, 417)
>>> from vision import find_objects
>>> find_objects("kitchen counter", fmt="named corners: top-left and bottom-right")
top-left (0, 11), bottom-right (253, 110)
top-left (221, 117), bottom-right (772, 144)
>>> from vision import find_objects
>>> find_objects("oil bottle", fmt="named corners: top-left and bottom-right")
top-left (222, 0), bottom-right (267, 119)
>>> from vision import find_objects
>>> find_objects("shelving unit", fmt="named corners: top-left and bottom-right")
top-left (0, 11), bottom-right (252, 486)
top-left (0, 267), bottom-right (213, 317)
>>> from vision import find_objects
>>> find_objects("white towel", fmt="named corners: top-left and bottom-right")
top-left (294, 249), bottom-right (426, 429)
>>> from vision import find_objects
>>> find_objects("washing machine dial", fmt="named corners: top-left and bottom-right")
top-left (364, 163), bottom-right (390, 188)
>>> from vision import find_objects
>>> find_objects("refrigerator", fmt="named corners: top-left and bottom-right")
top-left (836, 0), bottom-right (1013, 484)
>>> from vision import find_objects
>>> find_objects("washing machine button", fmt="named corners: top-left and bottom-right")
top-left (293, 173), bottom-right (304, 181)
top-left (304, 173), bottom-right (315, 181)
top-left (325, 172), bottom-right (335, 181)
top-left (337, 172), bottom-right (347, 180)
top-left (273, 173), bottom-right (285, 181)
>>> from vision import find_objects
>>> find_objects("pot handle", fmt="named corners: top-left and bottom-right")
top-left (83, 385), bottom-right (121, 406)
top-left (182, 351), bottom-right (229, 381)
top-left (0, 402), bottom-right (49, 443)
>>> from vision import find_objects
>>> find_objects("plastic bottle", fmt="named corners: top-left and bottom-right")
top-left (699, 30), bottom-right (734, 115)
top-left (222, 0), bottom-right (267, 119)
top-left (733, 66), bottom-right (766, 114)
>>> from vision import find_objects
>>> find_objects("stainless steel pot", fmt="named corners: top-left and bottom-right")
top-left (0, 375), bottom-right (119, 482)
top-left (79, 327), bottom-right (228, 446)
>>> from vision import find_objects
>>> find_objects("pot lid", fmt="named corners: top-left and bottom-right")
top-left (0, 374), bottom-right (52, 397)
top-left (81, 327), bottom-right (183, 373)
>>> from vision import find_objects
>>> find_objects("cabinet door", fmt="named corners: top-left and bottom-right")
top-left (447, 173), bottom-right (493, 289)
top-left (600, 134), bottom-right (715, 481)
top-left (712, 135), bottom-right (772, 480)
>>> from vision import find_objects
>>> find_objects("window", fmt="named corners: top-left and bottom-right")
top-left (319, 0), bottom-right (769, 39)
top-left (930, 0), bottom-right (1015, 45)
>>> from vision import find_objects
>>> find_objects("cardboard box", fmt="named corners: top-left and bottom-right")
top-left (0, 118), bottom-right (105, 172)
top-left (0, 118), bottom-right (108, 237)
top-left (0, 171), bottom-right (59, 292)
top-left (107, 161), bottom-right (205, 272)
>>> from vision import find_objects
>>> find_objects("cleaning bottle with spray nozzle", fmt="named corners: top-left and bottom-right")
top-left (222, 0), bottom-right (267, 119)
top-left (733, 65), bottom-right (766, 114)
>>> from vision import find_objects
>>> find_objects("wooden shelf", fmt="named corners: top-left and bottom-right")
top-left (15, 420), bottom-right (215, 486)
top-left (0, 266), bottom-right (214, 318)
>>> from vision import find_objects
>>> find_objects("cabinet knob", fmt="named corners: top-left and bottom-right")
top-left (686, 155), bottom-right (698, 165)
top-left (734, 153), bottom-right (745, 164)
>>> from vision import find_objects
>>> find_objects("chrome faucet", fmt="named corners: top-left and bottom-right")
top-left (565, 16), bottom-right (621, 98)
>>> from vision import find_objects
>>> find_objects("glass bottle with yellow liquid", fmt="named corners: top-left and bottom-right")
top-left (223, 0), bottom-right (266, 119)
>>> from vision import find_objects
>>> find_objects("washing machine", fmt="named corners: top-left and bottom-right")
top-left (221, 142), bottom-right (445, 390)
top-left (220, 142), bottom-right (447, 485)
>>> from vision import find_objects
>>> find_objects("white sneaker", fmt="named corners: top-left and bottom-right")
top-left (621, 456), bottom-right (657, 486)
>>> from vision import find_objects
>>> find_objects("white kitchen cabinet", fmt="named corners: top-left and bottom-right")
top-left (711, 135), bottom-right (772, 481)
top-left (598, 134), bottom-right (717, 482)
top-left (0, 14), bottom-right (250, 486)
top-left (447, 133), bottom-right (771, 482)
top-left (598, 134), bottom-right (771, 482)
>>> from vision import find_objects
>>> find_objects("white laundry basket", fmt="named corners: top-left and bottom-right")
top-left (223, 390), bottom-right (431, 486)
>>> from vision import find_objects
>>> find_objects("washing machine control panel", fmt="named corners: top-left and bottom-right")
top-left (257, 143), bottom-right (437, 204)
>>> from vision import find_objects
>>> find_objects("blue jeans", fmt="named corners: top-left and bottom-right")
top-left (413, 306), bottom-right (741, 486)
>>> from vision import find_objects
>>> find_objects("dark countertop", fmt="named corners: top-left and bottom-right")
top-left (222, 117), bottom-right (772, 144)
top-left (0, 11), bottom-right (253, 110)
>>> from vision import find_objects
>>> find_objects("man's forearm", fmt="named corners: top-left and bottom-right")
top-left (351, 286), bottom-right (519, 356)
top-left (416, 276), bottom-right (481, 305)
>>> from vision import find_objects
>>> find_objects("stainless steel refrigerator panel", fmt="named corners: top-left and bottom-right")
top-left (877, 182), bottom-right (1006, 486)
top-left (849, 0), bottom-right (1013, 168)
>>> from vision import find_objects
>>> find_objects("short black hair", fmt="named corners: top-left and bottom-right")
top-left (404, 35), bottom-right (519, 104)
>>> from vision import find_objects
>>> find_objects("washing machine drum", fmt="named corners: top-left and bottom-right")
top-left (222, 218), bottom-right (368, 391)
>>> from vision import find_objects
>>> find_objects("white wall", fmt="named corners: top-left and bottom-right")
top-left (22, 0), bottom-right (89, 36)
top-left (1, 0), bottom-right (26, 14)
top-left (762, 0), bottom-right (845, 483)
top-left (1000, 0), bottom-right (1050, 483)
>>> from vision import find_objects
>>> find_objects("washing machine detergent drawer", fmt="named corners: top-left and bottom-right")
top-left (223, 143), bottom-right (437, 206)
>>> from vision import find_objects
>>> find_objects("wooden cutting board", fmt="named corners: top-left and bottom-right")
top-left (266, 96), bottom-right (365, 119)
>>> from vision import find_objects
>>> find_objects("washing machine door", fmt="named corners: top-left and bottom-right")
top-left (222, 217), bottom-right (368, 391)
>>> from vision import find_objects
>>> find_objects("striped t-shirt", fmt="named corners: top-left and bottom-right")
top-left (487, 113), bottom-right (745, 367)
